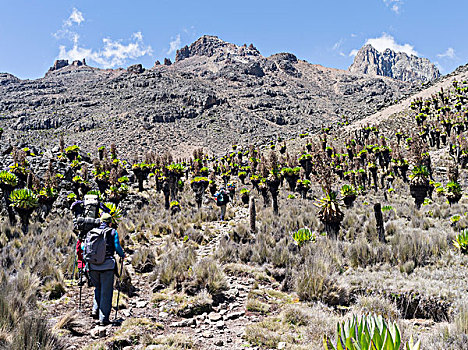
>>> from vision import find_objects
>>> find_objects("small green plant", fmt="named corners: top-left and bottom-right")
top-left (381, 205), bottom-right (394, 212)
top-left (453, 229), bottom-right (468, 254)
top-left (292, 227), bottom-right (316, 247)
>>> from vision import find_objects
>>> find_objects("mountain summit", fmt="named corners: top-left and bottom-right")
top-left (349, 44), bottom-right (440, 83)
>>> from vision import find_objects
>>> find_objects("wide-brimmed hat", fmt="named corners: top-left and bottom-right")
top-left (101, 213), bottom-right (112, 223)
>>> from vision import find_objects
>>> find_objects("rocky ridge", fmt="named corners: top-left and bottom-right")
top-left (0, 36), bottom-right (414, 158)
top-left (349, 44), bottom-right (440, 83)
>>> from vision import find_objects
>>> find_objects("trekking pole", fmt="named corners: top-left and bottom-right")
top-left (71, 248), bottom-right (78, 286)
top-left (78, 268), bottom-right (83, 310)
top-left (114, 258), bottom-right (124, 321)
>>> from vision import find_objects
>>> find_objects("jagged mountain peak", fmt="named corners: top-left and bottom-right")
top-left (175, 35), bottom-right (260, 62)
top-left (349, 44), bottom-right (440, 83)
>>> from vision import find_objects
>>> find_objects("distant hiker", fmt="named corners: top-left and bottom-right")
top-left (214, 186), bottom-right (230, 221)
top-left (84, 213), bottom-right (125, 326)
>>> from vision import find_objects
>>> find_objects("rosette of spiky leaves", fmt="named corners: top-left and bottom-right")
top-left (409, 165), bottom-right (429, 186)
top-left (323, 314), bottom-right (402, 350)
top-left (340, 184), bottom-right (357, 198)
top-left (297, 179), bottom-right (311, 189)
top-left (118, 176), bottom-right (129, 184)
top-left (281, 166), bottom-right (301, 176)
top-left (315, 189), bottom-right (343, 225)
top-left (166, 163), bottom-right (185, 176)
top-left (103, 202), bottom-right (122, 224)
top-left (170, 200), bottom-right (180, 208)
top-left (94, 170), bottom-right (110, 181)
top-left (37, 187), bottom-right (57, 202)
top-left (0, 171), bottom-right (18, 188)
top-left (72, 175), bottom-right (85, 184)
top-left (453, 229), bottom-right (468, 254)
top-left (446, 180), bottom-right (462, 195)
top-left (240, 188), bottom-right (250, 195)
top-left (132, 162), bottom-right (151, 171)
top-left (70, 159), bottom-right (82, 170)
top-left (292, 227), bottom-right (316, 247)
top-left (65, 145), bottom-right (80, 154)
top-left (190, 176), bottom-right (210, 186)
top-left (9, 163), bottom-right (27, 176)
top-left (9, 188), bottom-right (38, 210)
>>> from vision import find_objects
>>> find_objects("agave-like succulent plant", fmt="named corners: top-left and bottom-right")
top-left (323, 314), bottom-right (403, 350)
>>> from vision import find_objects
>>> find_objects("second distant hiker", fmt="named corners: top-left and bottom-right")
top-left (214, 186), bottom-right (230, 221)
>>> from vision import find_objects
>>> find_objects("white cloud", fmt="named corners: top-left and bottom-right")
top-left (54, 8), bottom-right (84, 40)
top-left (332, 39), bottom-right (343, 51)
top-left (349, 49), bottom-right (359, 57)
top-left (437, 47), bottom-right (456, 59)
top-left (58, 32), bottom-right (153, 68)
top-left (384, 0), bottom-right (403, 14)
top-left (364, 33), bottom-right (418, 56)
top-left (65, 8), bottom-right (84, 26)
top-left (167, 34), bottom-right (181, 55)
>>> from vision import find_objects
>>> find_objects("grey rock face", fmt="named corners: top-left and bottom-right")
top-left (0, 36), bottom-right (414, 158)
top-left (349, 44), bottom-right (440, 83)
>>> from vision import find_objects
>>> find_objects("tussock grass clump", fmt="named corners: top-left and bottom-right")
top-left (151, 242), bottom-right (197, 289)
top-left (454, 298), bottom-right (468, 334)
top-left (131, 247), bottom-right (156, 273)
top-left (246, 298), bottom-right (271, 314)
top-left (294, 240), bottom-right (347, 305)
top-left (42, 280), bottom-right (66, 300)
top-left (352, 295), bottom-right (400, 321)
top-left (190, 258), bottom-right (228, 295)
top-left (281, 305), bottom-right (310, 326)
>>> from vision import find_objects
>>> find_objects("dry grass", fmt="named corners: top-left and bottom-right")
top-left (189, 258), bottom-right (228, 295)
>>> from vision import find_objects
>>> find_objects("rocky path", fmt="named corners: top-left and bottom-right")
top-left (44, 204), bottom-right (267, 350)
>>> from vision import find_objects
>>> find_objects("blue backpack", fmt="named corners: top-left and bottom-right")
top-left (216, 190), bottom-right (229, 206)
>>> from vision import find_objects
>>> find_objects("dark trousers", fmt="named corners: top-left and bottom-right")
top-left (89, 269), bottom-right (114, 322)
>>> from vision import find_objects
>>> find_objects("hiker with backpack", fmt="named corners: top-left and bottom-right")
top-left (214, 186), bottom-right (230, 221)
top-left (84, 212), bottom-right (125, 326)
top-left (71, 193), bottom-right (108, 290)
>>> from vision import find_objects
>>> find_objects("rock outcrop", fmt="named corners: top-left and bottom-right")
top-left (349, 44), bottom-right (440, 83)
top-left (175, 35), bottom-right (260, 62)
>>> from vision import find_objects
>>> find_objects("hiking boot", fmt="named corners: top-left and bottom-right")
top-left (99, 319), bottom-right (111, 326)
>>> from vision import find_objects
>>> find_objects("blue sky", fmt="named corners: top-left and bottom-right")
top-left (0, 0), bottom-right (466, 79)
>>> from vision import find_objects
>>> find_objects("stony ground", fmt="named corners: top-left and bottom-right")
top-left (43, 203), bottom-right (278, 350)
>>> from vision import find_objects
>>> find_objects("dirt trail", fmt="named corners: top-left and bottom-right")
top-left (44, 203), bottom-right (264, 350)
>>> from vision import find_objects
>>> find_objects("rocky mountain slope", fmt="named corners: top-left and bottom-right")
top-left (349, 44), bottom-right (440, 83)
top-left (0, 36), bottom-right (414, 158)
